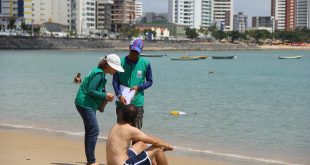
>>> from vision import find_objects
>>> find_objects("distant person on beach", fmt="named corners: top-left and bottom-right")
top-left (106, 104), bottom-right (173, 165)
top-left (113, 38), bottom-right (153, 130)
top-left (74, 73), bottom-right (82, 83)
top-left (75, 54), bottom-right (124, 165)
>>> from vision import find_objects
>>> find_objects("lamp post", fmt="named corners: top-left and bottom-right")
top-left (31, 3), bottom-right (34, 37)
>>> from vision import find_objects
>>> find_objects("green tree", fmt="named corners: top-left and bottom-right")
top-left (7, 18), bottom-right (16, 32)
top-left (214, 30), bottom-right (227, 41)
top-left (198, 27), bottom-right (208, 36)
top-left (228, 31), bottom-right (241, 43)
top-left (208, 24), bottom-right (217, 37)
top-left (33, 27), bottom-right (40, 36)
top-left (185, 28), bottom-right (198, 39)
top-left (21, 21), bottom-right (28, 33)
top-left (247, 30), bottom-right (270, 44)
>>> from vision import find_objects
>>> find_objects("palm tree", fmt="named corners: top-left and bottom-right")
top-left (7, 18), bottom-right (16, 32)
top-left (21, 21), bottom-right (28, 33)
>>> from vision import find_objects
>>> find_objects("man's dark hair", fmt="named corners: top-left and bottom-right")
top-left (123, 104), bottom-right (138, 123)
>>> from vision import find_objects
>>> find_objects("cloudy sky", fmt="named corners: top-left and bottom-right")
top-left (140, 0), bottom-right (271, 19)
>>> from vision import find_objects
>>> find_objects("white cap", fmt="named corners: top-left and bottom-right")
top-left (100, 54), bottom-right (124, 72)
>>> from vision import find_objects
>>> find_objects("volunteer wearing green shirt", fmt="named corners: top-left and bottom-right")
top-left (75, 54), bottom-right (124, 165)
top-left (112, 38), bottom-right (153, 130)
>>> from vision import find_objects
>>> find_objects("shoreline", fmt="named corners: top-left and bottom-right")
top-left (0, 127), bottom-right (225, 165)
top-left (1, 37), bottom-right (309, 51)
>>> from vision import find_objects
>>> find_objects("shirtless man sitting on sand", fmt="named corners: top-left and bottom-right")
top-left (106, 104), bottom-right (173, 165)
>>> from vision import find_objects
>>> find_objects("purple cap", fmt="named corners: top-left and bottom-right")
top-left (129, 38), bottom-right (144, 54)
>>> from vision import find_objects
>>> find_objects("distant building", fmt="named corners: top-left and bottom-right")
top-left (285, 0), bottom-right (296, 31)
top-left (75, 0), bottom-right (96, 35)
top-left (31, 0), bottom-right (70, 26)
top-left (111, 0), bottom-right (135, 32)
top-left (0, 0), bottom-right (24, 17)
top-left (0, 0), bottom-right (26, 31)
top-left (141, 12), bottom-right (168, 23)
top-left (135, 1), bottom-right (142, 22)
top-left (168, 0), bottom-right (195, 28)
top-left (248, 26), bottom-right (273, 33)
top-left (213, 0), bottom-right (233, 31)
top-left (135, 25), bottom-right (170, 40)
top-left (168, 0), bottom-right (214, 29)
top-left (233, 12), bottom-right (247, 33)
top-left (96, 0), bottom-right (113, 35)
top-left (252, 16), bottom-right (273, 28)
top-left (271, 0), bottom-right (286, 30)
top-left (296, 0), bottom-right (310, 29)
top-left (271, 0), bottom-right (299, 31)
top-left (136, 23), bottom-right (188, 39)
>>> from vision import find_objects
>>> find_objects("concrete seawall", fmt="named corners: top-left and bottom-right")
top-left (0, 37), bottom-right (260, 51)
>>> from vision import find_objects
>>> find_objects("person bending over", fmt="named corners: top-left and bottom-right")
top-left (106, 104), bottom-right (173, 165)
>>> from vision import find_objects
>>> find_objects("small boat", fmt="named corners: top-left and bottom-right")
top-left (191, 55), bottom-right (208, 59)
top-left (212, 56), bottom-right (237, 59)
top-left (277, 55), bottom-right (302, 59)
top-left (140, 54), bottom-right (165, 57)
top-left (170, 57), bottom-right (199, 61)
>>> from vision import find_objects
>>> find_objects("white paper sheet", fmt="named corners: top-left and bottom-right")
top-left (117, 85), bottom-right (136, 105)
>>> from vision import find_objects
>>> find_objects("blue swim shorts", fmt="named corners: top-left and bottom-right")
top-left (124, 148), bottom-right (152, 165)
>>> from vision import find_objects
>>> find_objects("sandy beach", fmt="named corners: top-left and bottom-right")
top-left (259, 44), bottom-right (310, 50)
top-left (0, 128), bottom-right (224, 165)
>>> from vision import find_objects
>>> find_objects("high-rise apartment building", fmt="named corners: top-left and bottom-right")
top-left (168, 0), bottom-right (214, 29)
top-left (111, 0), bottom-right (135, 32)
top-left (252, 16), bottom-right (274, 28)
top-left (75, 0), bottom-right (96, 35)
top-left (271, 0), bottom-right (300, 31)
top-left (285, 0), bottom-right (296, 31)
top-left (201, 0), bottom-right (214, 28)
top-left (96, 0), bottom-right (113, 33)
top-left (135, 1), bottom-right (142, 22)
top-left (168, 0), bottom-right (194, 28)
top-left (296, 0), bottom-right (310, 28)
top-left (272, 0), bottom-right (285, 30)
top-left (31, 0), bottom-right (70, 26)
top-left (233, 12), bottom-right (247, 33)
top-left (0, 0), bottom-right (24, 17)
top-left (213, 0), bottom-right (233, 31)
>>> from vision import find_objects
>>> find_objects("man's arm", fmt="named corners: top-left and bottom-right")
top-left (130, 126), bottom-right (173, 151)
top-left (137, 64), bottom-right (153, 91)
top-left (112, 73), bottom-right (121, 98)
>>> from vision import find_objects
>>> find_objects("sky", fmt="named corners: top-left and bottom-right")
top-left (140, 0), bottom-right (271, 19)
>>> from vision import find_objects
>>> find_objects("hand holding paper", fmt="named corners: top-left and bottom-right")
top-left (118, 85), bottom-right (136, 105)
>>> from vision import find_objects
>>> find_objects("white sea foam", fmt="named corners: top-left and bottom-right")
top-left (0, 123), bottom-right (302, 165)
top-left (0, 123), bottom-right (107, 140)
top-left (174, 146), bottom-right (303, 165)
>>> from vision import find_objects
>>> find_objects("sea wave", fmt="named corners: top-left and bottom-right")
top-left (0, 123), bottom-right (108, 140)
top-left (0, 123), bottom-right (302, 165)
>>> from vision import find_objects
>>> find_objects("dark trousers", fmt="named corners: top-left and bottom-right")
top-left (116, 105), bottom-right (144, 129)
top-left (76, 105), bottom-right (99, 164)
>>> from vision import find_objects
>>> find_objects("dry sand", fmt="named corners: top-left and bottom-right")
top-left (0, 129), bottom-right (224, 165)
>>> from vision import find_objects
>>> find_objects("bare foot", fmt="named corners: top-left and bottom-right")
top-left (89, 162), bottom-right (99, 165)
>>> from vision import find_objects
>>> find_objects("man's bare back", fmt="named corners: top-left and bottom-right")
top-left (106, 122), bottom-right (136, 165)
top-left (106, 104), bottom-right (173, 165)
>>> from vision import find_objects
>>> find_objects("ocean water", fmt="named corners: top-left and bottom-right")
top-left (0, 50), bottom-right (310, 165)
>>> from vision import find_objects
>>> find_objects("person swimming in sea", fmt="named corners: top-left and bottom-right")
top-left (74, 73), bottom-right (82, 83)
